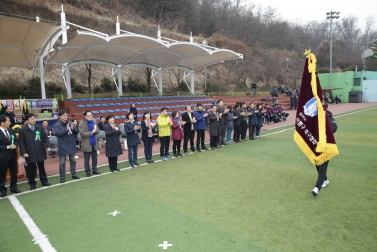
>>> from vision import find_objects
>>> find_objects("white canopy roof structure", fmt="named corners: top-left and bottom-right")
top-left (0, 7), bottom-right (243, 98)
top-left (0, 14), bottom-right (63, 69)
top-left (47, 31), bottom-right (243, 72)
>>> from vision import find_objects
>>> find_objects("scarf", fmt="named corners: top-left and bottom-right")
top-left (144, 119), bottom-right (153, 137)
top-left (174, 117), bottom-right (181, 128)
top-left (85, 118), bottom-right (96, 146)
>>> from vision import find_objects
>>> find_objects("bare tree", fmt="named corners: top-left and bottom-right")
top-left (85, 64), bottom-right (92, 93)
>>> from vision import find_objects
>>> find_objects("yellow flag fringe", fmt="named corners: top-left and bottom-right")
top-left (294, 131), bottom-right (338, 166)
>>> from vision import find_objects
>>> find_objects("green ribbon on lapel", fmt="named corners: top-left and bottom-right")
top-left (35, 130), bottom-right (41, 141)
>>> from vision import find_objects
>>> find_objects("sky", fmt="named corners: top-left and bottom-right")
top-left (246, 0), bottom-right (377, 28)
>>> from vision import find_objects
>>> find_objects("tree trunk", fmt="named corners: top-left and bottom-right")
top-left (144, 67), bottom-right (152, 93)
top-left (85, 64), bottom-right (92, 93)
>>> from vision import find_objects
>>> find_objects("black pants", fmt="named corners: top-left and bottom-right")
top-left (173, 140), bottom-right (182, 155)
top-left (219, 124), bottom-right (226, 145)
top-left (84, 146), bottom-right (98, 174)
top-left (143, 138), bottom-right (153, 161)
top-left (233, 124), bottom-right (241, 142)
top-left (249, 125), bottom-right (256, 139)
top-left (183, 130), bottom-right (195, 152)
top-left (108, 156), bottom-right (118, 171)
top-left (315, 161), bottom-right (329, 190)
top-left (0, 155), bottom-right (18, 193)
top-left (27, 161), bottom-right (48, 186)
top-left (196, 130), bottom-right (205, 149)
top-left (210, 135), bottom-right (219, 148)
top-left (160, 136), bottom-right (170, 157)
top-left (240, 120), bottom-right (248, 140)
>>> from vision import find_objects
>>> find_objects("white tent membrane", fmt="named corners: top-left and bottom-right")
top-left (47, 31), bottom-right (243, 72)
top-left (47, 31), bottom-right (243, 97)
top-left (0, 10), bottom-right (243, 98)
top-left (0, 14), bottom-right (63, 69)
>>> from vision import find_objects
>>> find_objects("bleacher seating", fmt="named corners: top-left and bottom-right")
top-left (60, 94), bottom-right (290, 124)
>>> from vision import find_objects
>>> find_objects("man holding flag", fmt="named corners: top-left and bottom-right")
top-left (22, 99), bottom-right (29, 124)
top-left (294, 51), bottom-right (339, 196)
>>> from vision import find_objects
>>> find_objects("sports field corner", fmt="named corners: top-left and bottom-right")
top-left (1, 105), bottom-right (377, 252)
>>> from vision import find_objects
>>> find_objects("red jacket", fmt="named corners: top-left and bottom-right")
top-left (172, 118), bottom-right (184, 141)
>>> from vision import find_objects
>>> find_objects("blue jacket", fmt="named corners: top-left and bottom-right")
top-left (124, 120), bottom-right (141, 146)
top-left (53, 120), bottom-right (78, 155)
top-left (226, 112), bottom-right (234, 129)
top-left (256, 110), bottom-right (264, 128)
top-left (194, 110), bottom-right (207, 130)
top-left (248, 108), bottom-right (257, 126)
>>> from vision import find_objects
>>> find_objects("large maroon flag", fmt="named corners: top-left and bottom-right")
top-left (294, 51), bottom-right (339, 166)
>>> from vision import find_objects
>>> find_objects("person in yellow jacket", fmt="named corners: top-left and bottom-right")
top-left (157, 107), bottom-right (173, 160)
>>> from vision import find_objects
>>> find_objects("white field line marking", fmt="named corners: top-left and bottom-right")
top-left (8, 195), bottom-right (57, 252)
top-left (1, 106), bottom-right (375, 200)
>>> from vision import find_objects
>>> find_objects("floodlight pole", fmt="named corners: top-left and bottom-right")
top-left (286, 58), bottom-right (289, 89)
top-left (326, 11), bottom-right (340, 88)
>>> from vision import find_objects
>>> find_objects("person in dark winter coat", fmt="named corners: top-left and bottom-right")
top-left (53, 110), bottom-right (80, 183)
top-left (41, 120), bottom-right (53, 136)
top-left (217, 100), bottom-right (227, 146)
top-left (255, 104), bottom-right (265, 138)
top-left (171, 111), bottom-right (185, 157)
top-left (193, 103), bottom-right (208, 152)
top-left (19, 113), bottom-right (52, 190)
top-left (129, 103), bottom-right (138, 121)
top-left (233, 104), bottom-right (241, 142)
top-left (124, 112), bottom-right (141, 167)
top-left (3, 106), bottom-right (18, 127)
top-left (104, 115), bottom-right (123, 172)
top-left (141, 111), bottom-right (155, 163)
top-left (208, 105), bottom-right (221, 148)
top-left (0, 115), bottom-right (20, 197)
top-left (247, 102), bottom-right (257, 140)
top-left (240, 103), bottom-right (248, 141)
top-left (181, 106), bottom-right (196, 154)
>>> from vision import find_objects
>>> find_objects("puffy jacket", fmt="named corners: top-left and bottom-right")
top-left (194, 110), bottom-right (207, 130)
top-left (157, 114), bottom-right (172, 137)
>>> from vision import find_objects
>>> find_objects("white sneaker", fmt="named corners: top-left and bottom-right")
top-left (321, 180), bottom-right (329, 188)
top-left (311, 187), bottom-right (319, 196)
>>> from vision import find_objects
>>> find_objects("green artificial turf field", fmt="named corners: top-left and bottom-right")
top-left (2, 107), bottom-right (377, 252)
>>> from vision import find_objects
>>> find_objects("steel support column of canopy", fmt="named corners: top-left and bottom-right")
top-left (38, 53), bottom-right (46, 99)
top-left (158, 69), bottom-right (162, 96)
top-left (118, 67), bottom-right (123, 96)
top-left (64, 66), bottom-right (72, 99)
top-left (190, 71), bottom-right (195, 95)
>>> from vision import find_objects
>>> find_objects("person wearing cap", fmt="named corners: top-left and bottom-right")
top-left (193, 103), bottom-right (208, 152)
